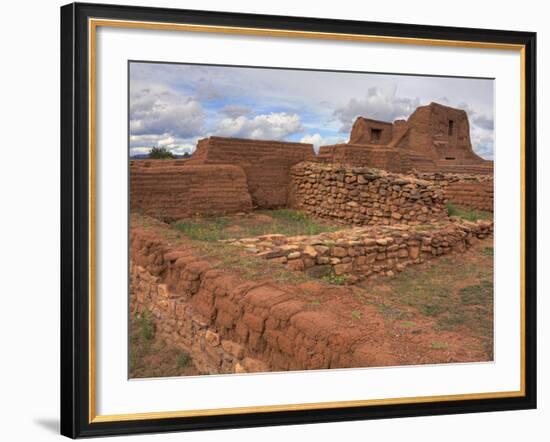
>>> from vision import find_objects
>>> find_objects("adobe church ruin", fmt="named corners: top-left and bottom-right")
top-left (319, 102), bottom-right (493, 174)
top-left (130, 102), bottom-right (493, 219)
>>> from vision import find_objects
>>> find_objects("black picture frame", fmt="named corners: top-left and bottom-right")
top-left (60, 2), bottom-right (537, 438)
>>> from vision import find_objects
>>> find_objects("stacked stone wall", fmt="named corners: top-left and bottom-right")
top-left (290, 162), bottom-right (448, 226)
top-left (224, 221), bottom-right (493, 282)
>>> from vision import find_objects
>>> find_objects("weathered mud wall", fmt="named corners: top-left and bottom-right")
top-left (130, 227), bottom-right (392, 374)
top-left (289, 162), bottom-right (448, 225)
top-left (187, 136), bottom-right (315, 208)
top-left (317, 144), bottom-right (404, 173)
top-left (130, 162), bottom-right (252, 220)
top-left (436, 161), bottom-right (494, 175)
top-left (349, 118), bottom-right (394, 145)
top-left (415, 172), bottom-right (494, 212)
top-left (398, 102), bottom-right (483, 162)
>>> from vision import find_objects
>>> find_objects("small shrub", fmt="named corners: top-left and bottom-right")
top-left (430, 341), bottom-right (449, 350)
top-left (148, 146), bottom-right (174, 159)
top-left (422, 304), bottom-right (446, 316)
top-left (437, 314), bottom-right (466, 330)
top-left (176, 351), bottom-right (193, 369)
top-left (351, 310), bottom-right (363, 320)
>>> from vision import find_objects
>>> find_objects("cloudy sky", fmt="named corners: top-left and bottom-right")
top-left (129, 62), bottom-right (494, 159)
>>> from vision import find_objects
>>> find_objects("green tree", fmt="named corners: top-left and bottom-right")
top-left (148, 146), bottom-right (175, 159)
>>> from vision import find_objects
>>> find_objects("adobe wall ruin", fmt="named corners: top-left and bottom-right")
top-left (130, 225), bottom-right (405, 374)
top-left (289, 162), bottom-right (448, 226)
top-left (224, 221), bottom-right (493, 282)
top-left (187, 136), bottom-right (315, 208)
top-left (415, 172), bottom-right (494, 212)
top-left (349, 118), bottom-right (395, 145)
top-left (130, 162), bottom-right (252, 221)
top-left (317, 144), bottom-right (404, 173)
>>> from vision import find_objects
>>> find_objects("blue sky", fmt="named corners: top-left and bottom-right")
top-left (129, 62), bottom-right (494, 159)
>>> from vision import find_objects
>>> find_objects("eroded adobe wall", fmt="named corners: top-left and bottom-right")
top-left (130, 226), bottom-right (398, 374)
top-left (224, 221), bottom-right (493, 282)
top-left (187, 137), bottom-right (315, 208)
top-left (289, 162), bottom-right (448, 225)
top-left (349, 118), bottom-right (394, 145)
top-left (436, 161), bottom-right (494, 175)
top-left (130, 162), bottom-right (252, 221)
top-left (416, 172), bottom-right (494, 212)
top-left (317, 144), bottom-right (404, 172)
top-left (399, 102), bottom-right (483, 163)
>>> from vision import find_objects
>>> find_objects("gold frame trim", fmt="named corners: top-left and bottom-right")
top-left (88, 18), bottom-right (527, 424)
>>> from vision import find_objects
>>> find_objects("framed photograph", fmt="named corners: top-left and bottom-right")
top-left (60, 2), bottom-right (536, 438)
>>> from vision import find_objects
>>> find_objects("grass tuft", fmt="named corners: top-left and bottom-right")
top-left (447, 201), bottom-right (493, 221)
top-left (138, 310), bottom-right (156, 341)
top-left (483, 247), bottom-right (494, 256)
top-left (321, 272), bottom-right (350, 286)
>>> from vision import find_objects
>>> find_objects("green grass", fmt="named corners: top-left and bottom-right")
top-left (460, 280), bottom-right (493, 305)
top-left (376, 302), bottom-right (412, 320)
top-left (174, 217), bottom-right (230, 241)
top-left (483, 247), bottom-right (494, 256)
top-left (129, 310), bottom-right (201, 378)
top-left (430, 341), bottom-right (449, 350)
top-left (129, 310), bottom-right (156, 375)
top-left (447, 201), bottom-right (493, 221)
top-left (137, 310), bottom-right (156, 341)
top-left (173, 209), bottom-right (339, 242)
top-left (192, 241), bottom-right (311, 285)
top-left (363, 244), bottom-right (494, 354)
top-left (266, 209), bottom-right (339, 236)
top-left (321, 272), bottom-right (350, 286)
top-left (351, 310), bottom-right (363, 320)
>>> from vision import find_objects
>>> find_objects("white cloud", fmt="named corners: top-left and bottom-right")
top-left (220, 104), bottom-right (252, 118)
top-left (473, 114), bottom-right (494, 130)
top-left (470, 125), bottom-right (494, 160)
top-left (130, 132), bottom-right (197, 157)
top-left (214, 112), bottom-right (304, 140)
top-left (300, 133), bottom-right (346, 152)
top-left (129, 147), bottom-right (153, 156)
top-left (334, 84), bottom-right (421, 133)
top-left (130, 84), bottom-right (205, 138)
